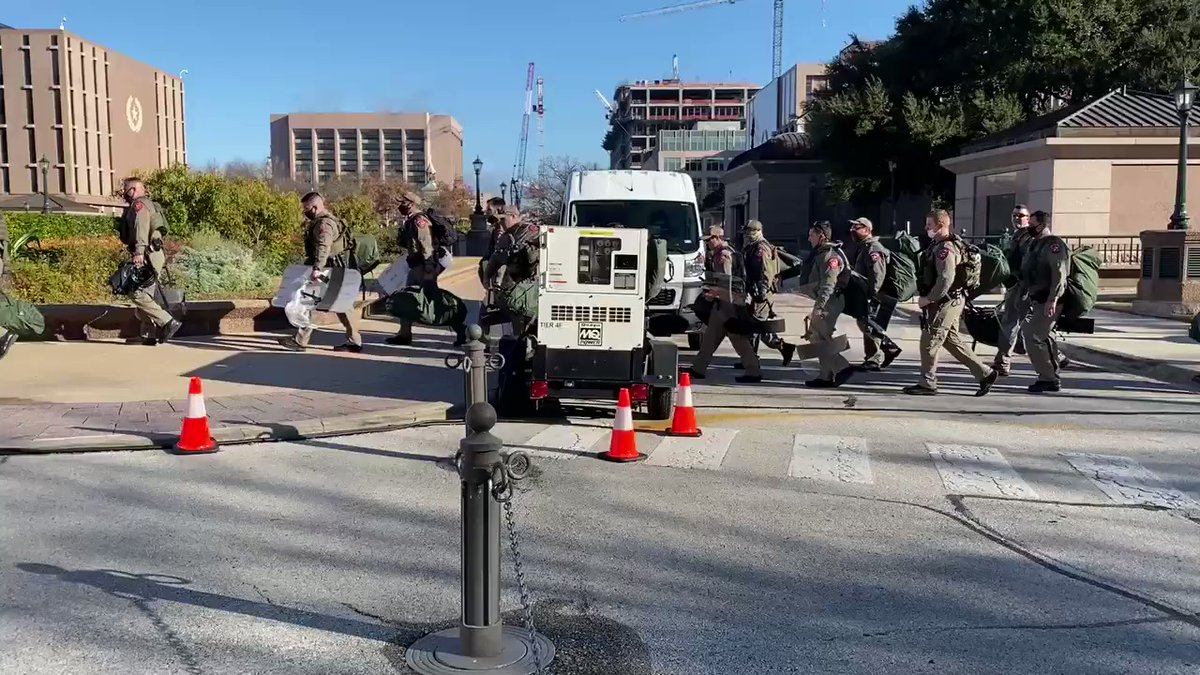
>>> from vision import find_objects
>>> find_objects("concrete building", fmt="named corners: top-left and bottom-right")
top-left (0, 24), bottom-right (186, 212)
top-left (269, 113), bottom-right (463, 187)
top-left (745, 63), bottom-right (829, 148)
top-left (941, 88), bottom-right (1198, 241)
top-left (602, 79), bottom-right (758, 170)
top-left (640, 122), bottom-right (747, 198)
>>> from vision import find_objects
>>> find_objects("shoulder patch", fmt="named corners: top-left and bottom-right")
top-left (134, 201), bottom-right (145, 212)
top-left (528, 224), bottom-right (540, 235)
top-left (869, 251), bottom-right (883, 263)
top-left (415, 216), bottom-right (431, 228)
top-left (826, 256), bottom-right (841, 270)
top-left (1049, 243), bottom-right (1062, 255)
top-left (937, 247), bottom-right (950, 260)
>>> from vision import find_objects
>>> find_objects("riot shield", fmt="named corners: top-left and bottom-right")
top-left (272, 265), bottom-right (363, 314)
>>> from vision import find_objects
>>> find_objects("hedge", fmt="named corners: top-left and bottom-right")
top-left (5, 212), bottom-right (119, 240)
top-left (7, 236), bottom-right (127, 304)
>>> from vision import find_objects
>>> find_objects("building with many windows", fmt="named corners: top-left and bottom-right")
top-left (640, 123), bottom-right (747, 198)
top-left (745, 63), bottom-right (829, 149)
top-left (269, 112), bottom-right (463, 188)
top-left (602, 79), bottom-right (757, 170)
top-left (0, 24), bottom-right (185, 212)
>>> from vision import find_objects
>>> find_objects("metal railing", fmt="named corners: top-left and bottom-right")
top-left (958, 233), bottom-right (1142, 269)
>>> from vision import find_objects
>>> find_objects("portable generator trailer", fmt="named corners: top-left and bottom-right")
top-left (491, 224), bottom-right (679, 420)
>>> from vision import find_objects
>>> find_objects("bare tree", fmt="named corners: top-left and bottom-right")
top-left (521, 156), bottom-right (601, 225)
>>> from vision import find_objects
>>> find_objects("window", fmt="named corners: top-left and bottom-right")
top-left (53, 90), bottom-right (62, 124)
top-left (985, 194), bottom-right (1016, 236)
top-left (24, 90), bottom-right (34, 123)
top-left (26, 128), bottom-right (35, 163)
top-left (362, 133), bottom-right (380, 174)
top-left (705, 177), bottom-right (720, 195)
top-left (684, 159), bottom-right (702, 172)
top-left (51, 55), bottom-right (60, 86)
top-left (570, 200), bottom-right (701, 254)
top-left (705, 159), bottom-right (722, 172)
top-left (338, 129), bottom-right (358, 174)
top-left (23, 48), bottom-right (33, 85)
top-left (663, 157), bottom-right (682, 171)
top-left (383, 130), bottom-right (405, 176)
top-left (405, 131), bottom-right (426, 184)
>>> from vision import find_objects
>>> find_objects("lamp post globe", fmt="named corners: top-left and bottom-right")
top-left (500, 182), bottom-right (507, 202)
top-left (38, 156), bottom-right (50, 214)
top-left (472, 156), bottom-right (483, 214)
top-left (1169, 80), bottom-right (1197, 230)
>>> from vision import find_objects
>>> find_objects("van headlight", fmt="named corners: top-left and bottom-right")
top-left (684, 253), bottom-right (705, 278)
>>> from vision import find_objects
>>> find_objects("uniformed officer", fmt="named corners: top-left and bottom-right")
top-left (386, 190), bottom-right (445, 345)
top-left (687, 223), bottom-right (762, 383)
top-left (277, 191), bottom-right (362, 352)
top-left (993, 204), bottom-right (1068, 376)
top-left (484, 206), bottom-right (540, 335)
top-left (119, 178), bottom-right (182, 346)
top-left (1019, 210), bottom-right (1070, 393)
top-left (904, 209), bottom-right (998, 396)
top-left (0, 209), bottom-right (14, 360)
top-left (848, 217), bottom-right (902, 371)
top-left (799, 221), bottom-right (855, 388)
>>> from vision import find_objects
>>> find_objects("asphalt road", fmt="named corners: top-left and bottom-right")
top-left (3, 298), bottom-right (1199, 674)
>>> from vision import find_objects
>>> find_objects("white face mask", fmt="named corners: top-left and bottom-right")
top-left (926, 228), bottom-right (938, 239)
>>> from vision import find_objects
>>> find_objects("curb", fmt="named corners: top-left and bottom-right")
top-left (1055, 343), bottom-right (1200, 390)
top-left (891, 304), bottom-right (1200, 390)
top-left (1, 401), bottom-right (456, 455)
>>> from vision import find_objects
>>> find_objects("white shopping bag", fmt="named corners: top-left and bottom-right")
top-left (284, 284), bottom-right (318, 329)
top-left (271, 265), bottom-right (362, 314)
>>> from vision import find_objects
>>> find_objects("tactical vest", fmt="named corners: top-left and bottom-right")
top-left (119, 197), bottom-right (168, 250)
top-left (504, 223), bottom-right (540, 281)
top-left (741, 239), bottom-right (781, 291)
top-left (304, 215), bottom-right (349, 267)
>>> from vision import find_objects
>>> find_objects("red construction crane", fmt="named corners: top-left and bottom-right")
top-left (511, 62), bottom-right (535, 207)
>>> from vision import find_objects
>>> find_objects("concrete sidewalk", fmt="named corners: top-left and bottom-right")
top-left (0, 264), bottom-right (485, 452)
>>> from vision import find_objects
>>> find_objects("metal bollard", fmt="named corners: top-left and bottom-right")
top-left (446, 325), bottom-right (502, 437)
top-left (406, 400), bottom-right (555, 674)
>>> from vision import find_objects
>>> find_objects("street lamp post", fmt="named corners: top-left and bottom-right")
top-left (38, 156), bottom-right (50, 214)
top-left (887, 159), bottom-right (897, 231)
top-left (511, 178), bottom-right (521, 208)
top-left (472, 156), bottom-right (484, 214)
top-left (1169, 79), bottom-right (1197, 231)
top-left (500, 182), bottom-right (507, 202)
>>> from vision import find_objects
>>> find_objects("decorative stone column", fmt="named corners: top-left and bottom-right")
top-left (1134, 229), bottom-right (1200, 318)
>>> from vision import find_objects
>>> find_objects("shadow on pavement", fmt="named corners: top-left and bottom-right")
top-left (15, 563), bottom-right (654, 675)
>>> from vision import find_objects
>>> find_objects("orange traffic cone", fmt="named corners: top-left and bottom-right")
top-left (668, 372), bottom-right (702, 437)
top-left (172, 377), bottom-right (219, 455)
top-left (599, 388), bottom-right (645, 463)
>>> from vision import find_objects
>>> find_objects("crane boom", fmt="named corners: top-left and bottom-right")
top-left (619, 0), bottom-right (740, 21)
top-left (512, 62), bottom-right (535, 207)
top-left (619, 0), bottom-right (807, 80)
top-left (535, 76), bottom-right (545, 176)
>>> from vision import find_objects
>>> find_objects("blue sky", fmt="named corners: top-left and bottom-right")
top-left (5, 0), bottom-right (912, 189)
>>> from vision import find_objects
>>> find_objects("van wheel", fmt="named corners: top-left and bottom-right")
top-left (647, 387), bottom-right (675, 421)
top-left (686, 332), bottom-right (702, 351)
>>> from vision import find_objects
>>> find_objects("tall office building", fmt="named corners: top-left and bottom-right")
top-left (269, 113), bottom-right (464, 187)
top-left (602, 78), bottom-right (758, 170)
top-left (0, 24), bottom-right (186, 211)
top-left (745, 63), bottom-right (829, 148)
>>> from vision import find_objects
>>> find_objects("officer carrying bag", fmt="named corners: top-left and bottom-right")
top-left (386, 286), bottom-right (467, 328)
top-left (952, 237), bottom-right (983, 297)
top-left (879, 233), bottom-right (920, 302)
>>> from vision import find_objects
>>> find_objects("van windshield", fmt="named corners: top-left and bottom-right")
top-left (570, 201), bottom-right (700, 254)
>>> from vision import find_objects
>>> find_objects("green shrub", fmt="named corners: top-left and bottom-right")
top-left (170, 232), bottom-right (278, 299)
top-left (7, 236), bottom-right (126, 304)
top-left (4, 212), bottom-right (119, 240)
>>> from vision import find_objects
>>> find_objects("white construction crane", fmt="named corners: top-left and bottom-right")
top-left (535, 76), bottom-right (545, 176)
top-left (619, 0), bottom-right (825, 80)
top-left (511, 62), bottom-right (535, 207)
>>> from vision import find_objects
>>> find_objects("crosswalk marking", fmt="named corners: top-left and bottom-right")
top-left (1062, 453), bottom-right (1199, 510)
top-left (513, 425), bottom-right (608, 460)
top-left (927, 443), bottom-right (1037, 499)
top-left (788, 435), bottom-right (874, 485)
top-left (646, 427), bottom-right (739, 471)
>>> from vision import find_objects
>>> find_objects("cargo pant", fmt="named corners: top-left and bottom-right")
top-left (395, 259), bottom-right (441, 341)
top-left (1022, 301), bottom-right (1061, 385)
top-left (994, 285), bottom-right (1062, 372)
top-left (813, 296), bottom-right (851, 380)
top-left (129, 249), bottom-right (175, 338)
top-left (919, 297), bottom-right (991, 390)
top-left (691, 299), bottom-right (761, 378)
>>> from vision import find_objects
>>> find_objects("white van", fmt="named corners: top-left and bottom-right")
top-left (561, 170), bottom-right (705, 343)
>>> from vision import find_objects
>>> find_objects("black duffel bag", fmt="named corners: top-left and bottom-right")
top-left (108, 262), bottom-right (156, 296)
